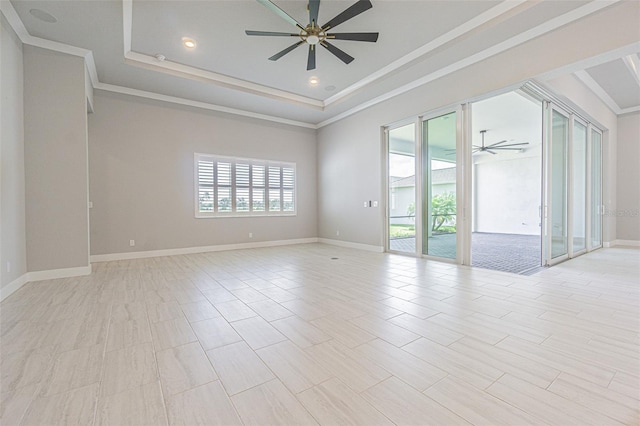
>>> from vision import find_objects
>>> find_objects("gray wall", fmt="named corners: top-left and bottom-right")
top-left (1, 15), bottom-right (27, 289)
top-left (317, 2), bottom-right (634, 248)
top-left (23, 46), bottom-right (89, 271)
top-left (88, 91), bottom-right (317, 256)
top-left (616, 112), bottom-right (640, 242)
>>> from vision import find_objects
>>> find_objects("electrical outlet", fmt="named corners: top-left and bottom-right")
top-left (336, 230), bottom-right (340, 236)
top-left (249, 232), bottom-right (253, 238)
top-left (88, 201), bottom-right (93, 209)
top-left (373, 201), bottom-right (378, 207)
top-left (363, 201), bottom-right (368, 207)
top-left (129, 240), bottom-right (135, 247)
top-left (6, 262), bottom-right (10, 273)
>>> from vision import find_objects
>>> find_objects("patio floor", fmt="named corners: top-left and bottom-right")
top-left (390, 232), bottom-right (541, 274)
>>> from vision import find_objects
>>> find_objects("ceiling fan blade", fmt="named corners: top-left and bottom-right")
top-left (320, 41), bottom-right (354, 64)
top-left (493, 147), bottom-right (527, 151)
top-left (245, 30), bottom-right (298, 37)
top-left (328, 32), bottom-right (379, 42)
top-left (487, 150), bottom-right (497, 155)
top-left (486, 140), bottom-right (508, 147)
top-left (491, 142), bottom-right (530, 148)
top-left (307, 45), bottom-right (316, 70)
top-left (309, 0), bottom-right (320, 26)
top-left (256, 0), bottom-right (304, 29)
top-left (322, 0), bottom-right (372, 31)
top-left (269, 41), bottom-right (305, 61)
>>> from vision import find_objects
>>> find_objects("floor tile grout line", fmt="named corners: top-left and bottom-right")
top-left (145, 304), bottom-right (171, 426)
top-left (90, 301), bottom-right (114, 426)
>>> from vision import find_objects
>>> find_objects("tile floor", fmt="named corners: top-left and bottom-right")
top-left (1, 243), bottom-right (638, 425)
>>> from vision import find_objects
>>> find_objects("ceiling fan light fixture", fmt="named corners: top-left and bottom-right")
top-left (306, 35), bottom-right (320, 45)
top-left (182, 37), bottom-right (197, 49)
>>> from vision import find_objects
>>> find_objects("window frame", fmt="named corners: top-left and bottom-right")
top-left (194, 153), bottom-right (297, 218)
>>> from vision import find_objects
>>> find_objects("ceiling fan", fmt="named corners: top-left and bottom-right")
top-left (473, 130), bottom-right (529, 155)
top-left (245, 0), bottom-right (379, 71)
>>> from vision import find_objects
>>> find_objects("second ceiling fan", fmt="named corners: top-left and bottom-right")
top-left (473, 130), bottom-right (530, 155)
top-left (246, 0), bottom-right (379, 70)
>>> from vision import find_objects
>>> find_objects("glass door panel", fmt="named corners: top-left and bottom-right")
top-left (422, 112), bottom-right (457, 259)
top-left (388, 123), bottom-right (416, 253)
top-left (572, 120), bottom-right (587, 254)
top-left (591, 129), bottom-right (602, 248)
top-left (549, 109), bottom-right (569, 260)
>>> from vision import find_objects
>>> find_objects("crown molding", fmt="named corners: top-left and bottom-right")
top-left (123, 51), bottom-right (325, 109)
top-left (94, 82), bottom-right (318, 129)
top-left (622, 54), bottom-right (640, 86)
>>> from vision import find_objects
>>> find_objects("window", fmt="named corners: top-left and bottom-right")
top-left (195, 153), bottom-right (296, 217)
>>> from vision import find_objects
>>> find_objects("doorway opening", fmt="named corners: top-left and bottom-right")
top-left (470, 91), bottom-right (543, 274)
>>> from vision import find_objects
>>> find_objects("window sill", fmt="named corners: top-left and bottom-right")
top-left (195, 213), bottom-right (297, 219)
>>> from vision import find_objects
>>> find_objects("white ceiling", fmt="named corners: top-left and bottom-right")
top-left (6, 0), bottom-right (640, 126)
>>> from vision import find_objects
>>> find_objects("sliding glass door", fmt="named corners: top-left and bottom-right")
top-left (385, 111), bottom-right (460, 260)
top-left (547, 107), bottom-right (569, 264)
top-left (571, 118), bottom-right (587, 256)
top-left (421, 112), bottom-right (458, 260)
top-left (590, 129), bottom-right (603, 249)
top-left (384, 89), bottom-right (604, 269)
top-left (544, 102), bottom-right (603, 266)
top-left (387, 123), bottom-right (416, 253)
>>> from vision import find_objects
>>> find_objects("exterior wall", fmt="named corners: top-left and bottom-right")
top-left (474, 155), bottom-right (541, 235)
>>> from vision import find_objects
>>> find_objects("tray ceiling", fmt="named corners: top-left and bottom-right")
top-left (6, 0), bottom-right (640, 126)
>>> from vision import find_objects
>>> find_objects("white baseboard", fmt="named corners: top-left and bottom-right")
top-left (318, 238), bottom-right (384, 253)
top-left (0, 265), bottom-right (92, 302)
top-left (0, 273), bottom-right (29, 302)
top-left (610, 239), bottom-right (640, 247)
top-left (27, 265), bottom-right (93, 282)
top-left (90, 238), bottom-right (320, 262)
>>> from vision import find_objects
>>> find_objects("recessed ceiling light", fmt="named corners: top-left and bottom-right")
top-left (182, 37), bottom-right (196, 49)
top-left (29, 8), bottom-right (57, 23)
top-left (309, 77), bottom-right (319, 86)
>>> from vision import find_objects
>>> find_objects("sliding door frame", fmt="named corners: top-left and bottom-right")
top-left (418, 105), bottom-right (464, 264)
top-left (383, 119), bottom-right (418, 256)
